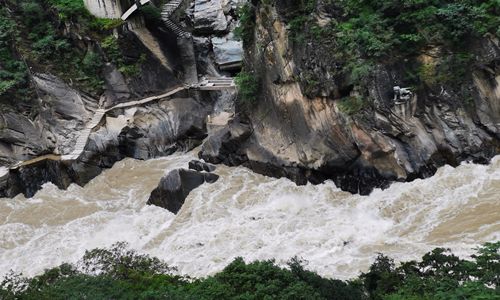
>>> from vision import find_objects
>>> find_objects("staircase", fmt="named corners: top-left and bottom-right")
top-left (8, 78), bottom-right (238, 169)
top-left (161, 0), bottom-right (191, 38)
top-left (62, 108), bottom-right (106, 161)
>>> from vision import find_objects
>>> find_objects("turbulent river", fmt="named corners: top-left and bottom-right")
top-left (0, 153), bottom-right (499, 279)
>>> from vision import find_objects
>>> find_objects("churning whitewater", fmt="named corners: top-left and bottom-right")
top-left (0, 153), bottom-right (499, 279)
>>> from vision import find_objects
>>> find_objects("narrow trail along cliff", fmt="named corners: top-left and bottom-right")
top-left (9, 78), bottom-right (235, 170)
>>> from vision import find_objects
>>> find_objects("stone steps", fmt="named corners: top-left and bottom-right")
top-left (10, 78), bottom-right (238, 169)
top-left (161, 0), bottom-right (191, 38)
top-left (64, 109), bottom-right (107, 160)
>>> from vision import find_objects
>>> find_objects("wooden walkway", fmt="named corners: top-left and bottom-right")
top-left (194, 78), bottom-right (236, 90)
top-left (8, 80), bottom-right (235, 170)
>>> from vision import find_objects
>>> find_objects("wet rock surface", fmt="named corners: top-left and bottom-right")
top-left (147, 168), bottom-right (219, 214)
top-left (199, 117), bottom-right (252, 166)
top-left (211, 34), bottom-right (243, 68)
top-left (188, 160), bottom-right (216, 172)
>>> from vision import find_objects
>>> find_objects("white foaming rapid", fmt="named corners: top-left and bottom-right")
top-left (0, 153), bottom-right (499, 279)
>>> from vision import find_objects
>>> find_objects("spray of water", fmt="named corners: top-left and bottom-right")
top-left (0, 153), bottom-right (498, 279)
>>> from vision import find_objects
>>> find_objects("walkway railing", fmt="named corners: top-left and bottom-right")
top-left (9, 78), bottom-right (235, 170)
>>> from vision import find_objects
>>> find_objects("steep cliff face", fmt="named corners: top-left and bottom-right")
top-left (0, 0), bottom-right (243, 198)
top-left (200, 1), bottom-right (500, 194)
top-left (0, 0), bottom-right (181, 165)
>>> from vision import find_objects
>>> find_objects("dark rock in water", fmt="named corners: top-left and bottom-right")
top-left (203, 172), bottom-right (220, 183)
top-left (0, 160), bottom-right (73, 198)
top-left (188, 160), bottom-right (216, 172)
top-left (147, 169), bottom-right (219, 214)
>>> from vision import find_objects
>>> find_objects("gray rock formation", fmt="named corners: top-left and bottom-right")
top-left (0, 95), bottom-right (212, 198)
top-left (0, 112), bottom-right (56, 165)
top-left (199, 117), bottom-right (252, 166)
top-left (193, 0), bottom-right (228, 33)
top-left (211, 34), bottom-right (243, 70)
top-left (116, 97), bottom-right (209, 159)
top-left (84, 0), bottom-right (128, 19)
top-left (199, 4), bottom-right (500, 194)
top-left (147, 168), bottom-right (219, 214)
top-left (188, 160), bottom-right (216, 172)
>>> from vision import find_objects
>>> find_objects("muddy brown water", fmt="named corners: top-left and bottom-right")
top-left (0, 152), bottom-right (498, 279)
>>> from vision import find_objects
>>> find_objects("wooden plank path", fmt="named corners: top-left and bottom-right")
top-left (195, 78), bottom-right (236, 91)
top-left (8, 80), bottom-right (235, 170)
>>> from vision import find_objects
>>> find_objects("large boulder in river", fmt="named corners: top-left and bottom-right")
top-left (147, 169), bottom-right (219, 214)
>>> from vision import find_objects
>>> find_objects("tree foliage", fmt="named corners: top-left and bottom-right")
top-left (0, 0), bottom-right (134, 103)
top-left (276, 0), bottom-right (499, 88)
top-left (0, 242), bottom-right (498, 299)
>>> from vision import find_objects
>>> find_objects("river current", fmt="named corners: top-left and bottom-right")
top-left (0, 153), bottom-right (499, 279)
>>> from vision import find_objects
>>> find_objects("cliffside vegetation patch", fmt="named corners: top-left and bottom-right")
top-left (0, 0), bottom-right (135, 106)
top-left (0, 242), bottom-right (498, 299)
top-left (235, 70), bottom-right (260, 111)
top-left (235, 3), bottom-right (257, 46)
top-left (246, 0), bottom-right (499, 108)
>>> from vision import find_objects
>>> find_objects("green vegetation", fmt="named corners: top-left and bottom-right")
top-left (0, 242), bottom-right (498, 299)
top-left (234, 3), bottom-right (257, 46)
top-left (101, 36), bottom-right (146, 77)
top-left (0, 8), bottom-right (28, 100)
top-left (235, 70), bottom-right (260, 111)
top-left (0, 0), bottom-right (140, 103)
top-left (285, 0), bottom-right (317, 42)
top-left (327, 0), bottom-right (499, 61)
top-left (139, 5), bottom-right (163, 27)
top-left (259, 0), bottom-right (499, 103)
top-left (338, 96), bottom-right (367, 115)
top-left (316, 0), bottom-right (498, 89)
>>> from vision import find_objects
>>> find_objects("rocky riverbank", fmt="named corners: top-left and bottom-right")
top-left (0, 0), bottom-right (241, 198)
top-left (1, 0), bottom-right (499, 198)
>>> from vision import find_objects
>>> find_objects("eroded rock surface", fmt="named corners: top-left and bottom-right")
top-left (199, 4), bottom-right (500, 194)
top-left (193, 0), bottom-right (228, 33)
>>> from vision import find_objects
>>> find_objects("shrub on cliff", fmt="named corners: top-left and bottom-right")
top-left (235, 70), bottom-right (260, 111)
top-left (0, 0), bottom-right (135, 103)
top-left (265, 0), bottom-right (499, 90)
top-left (0, 8), bottom-right (28, 99)
top-left (235, 3), bottom-right (257, 46)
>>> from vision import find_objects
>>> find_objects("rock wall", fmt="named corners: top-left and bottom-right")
top-left (200, 4), bottom-right (500, 194)
top-left (0, 3), bottom-right (200, 197)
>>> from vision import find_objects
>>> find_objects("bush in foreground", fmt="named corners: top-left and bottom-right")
top-left (1, 242), bottom-right (498, 299)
